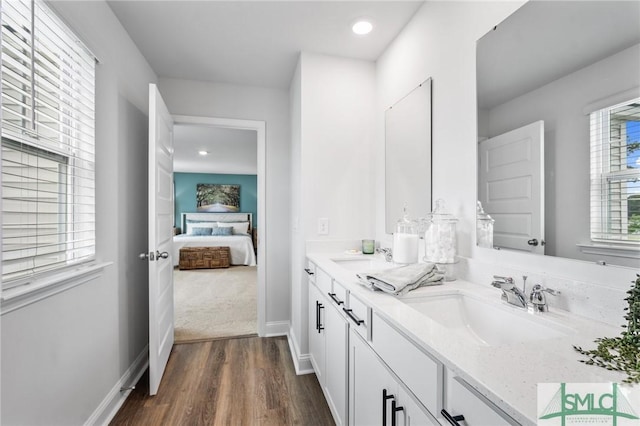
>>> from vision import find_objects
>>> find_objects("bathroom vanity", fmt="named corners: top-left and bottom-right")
top-left (305, 253), bottom-right (628, 426)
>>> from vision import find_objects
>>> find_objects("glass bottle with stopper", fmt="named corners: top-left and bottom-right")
top-left (393, 207), bottom-right (419, 264)
top-left (476, 201), bottom-right (494, 249)
top-left (424, 199), bottom-right (458, 279)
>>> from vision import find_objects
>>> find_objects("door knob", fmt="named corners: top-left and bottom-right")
top-left (527, 238), bottom-right (539, 246)
top-left (156, 251), bottom-right (169, 259)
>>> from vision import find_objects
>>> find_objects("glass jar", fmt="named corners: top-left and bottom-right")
top-left (476, 201), bottom-right (494, 249)
top-left (393, 210), bottom-right (419, 264)
top-left (424, 199), bottom-right (457, 264)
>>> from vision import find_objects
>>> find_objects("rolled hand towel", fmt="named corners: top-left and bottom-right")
top-left (357, 262), bottom-right (444, 295)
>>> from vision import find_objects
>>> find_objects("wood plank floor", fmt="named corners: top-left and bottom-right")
top-left (110, 336), bottom-right (335, 426)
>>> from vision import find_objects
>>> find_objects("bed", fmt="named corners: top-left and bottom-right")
top-left (173, 212), bottom-right (257, 267)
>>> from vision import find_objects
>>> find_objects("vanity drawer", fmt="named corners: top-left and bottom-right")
top-left (372, 312), bottom-right (442, 417)
top-left (444, 375), bottom-right (517, 426)
top-left (315, 267), bottom-right (332, 295)
top-left (329, 280), bottom-right (348, 307)
top-left (345, 293), bottom-right (370, 340)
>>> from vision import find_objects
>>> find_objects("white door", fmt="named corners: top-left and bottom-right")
top-left (145, 84), bottom-right (175, 395)
top-left (478, 121), bottom-right (544, 254)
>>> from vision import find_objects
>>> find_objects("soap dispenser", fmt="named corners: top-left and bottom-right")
top-left (393, 208), bottom-right (419, 264)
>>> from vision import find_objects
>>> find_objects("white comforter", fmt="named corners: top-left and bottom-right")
top-left (172, 234), bottom-right (257, 266)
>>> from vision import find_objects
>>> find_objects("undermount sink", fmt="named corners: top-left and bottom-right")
top-left (402, 292), bottom-right (571, 346)
top-left (331, 257), bottom-right (397, 272)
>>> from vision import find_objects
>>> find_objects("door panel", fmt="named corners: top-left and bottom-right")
top-left (148, 83), bottom-right (175, 395)
top-left (478, 121), bottom-right (544, 254)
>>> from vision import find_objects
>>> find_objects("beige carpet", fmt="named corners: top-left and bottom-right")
top-left (174, 266), bottom-right (257, 343)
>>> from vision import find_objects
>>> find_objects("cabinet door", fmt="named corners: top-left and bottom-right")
top-left (398, 387), bottom-right (438, 426)
top-left (325, 303), bottom-right (349, 426)
top-left (349, 329), bottom-right (397, 426)
top-left (309, 283), bottom-right (326, 386)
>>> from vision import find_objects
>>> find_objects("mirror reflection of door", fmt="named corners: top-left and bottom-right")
top-left (478, 121), bottom-right (544, 254)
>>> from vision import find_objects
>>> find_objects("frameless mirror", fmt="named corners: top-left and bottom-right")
top-left (385, 79), bottom-right (432, 233)
top-left (476, 1), bottom-right (640, 266)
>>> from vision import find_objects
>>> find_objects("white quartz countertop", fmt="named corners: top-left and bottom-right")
top-left (307, 252), bottom-right (636, 426)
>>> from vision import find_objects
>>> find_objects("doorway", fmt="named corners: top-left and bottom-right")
top-left (172, 115), bottom-right (266, 339)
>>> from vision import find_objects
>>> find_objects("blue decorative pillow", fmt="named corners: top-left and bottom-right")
top-left (211, 226), bottom-right (233, 236)
top-left (192, 227), bottom-right (213, 236)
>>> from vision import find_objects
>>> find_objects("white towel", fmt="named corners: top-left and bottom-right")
top-left (357, 262), bottom-right (444, 295)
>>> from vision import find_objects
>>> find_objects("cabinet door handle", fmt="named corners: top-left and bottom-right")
top-left (315, 300), bottom-right (319, 331)
top-left (317, 302), bottom-right (324, 332)
top-left (328, 292), bottom-right (344, 305)
top-left (343, 308), bottom-right (364, 325)
top-left (391, 400), bottom-right (404, 426)
top-left (441, 409), bottom-right (465, 425)
top-left (382, 389), bottom-right (395, 426)
top-left (304, 268), bottom-right (314, 275)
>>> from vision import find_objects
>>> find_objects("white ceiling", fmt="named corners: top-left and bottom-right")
top-left (173, 125), bottom-right (257, 174)
top-left (108, 0), bottom-right (424, 89)
top-left (108, 1), bottom-right (423, 175)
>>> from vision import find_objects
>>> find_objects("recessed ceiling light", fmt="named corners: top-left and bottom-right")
top-left (198, 150), bottom-right (208, 156)
top-left (352, 20), bottom-right (373, 36)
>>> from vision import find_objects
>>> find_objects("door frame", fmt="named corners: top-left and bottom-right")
top-left (173, 114), bottom-right (266, 336)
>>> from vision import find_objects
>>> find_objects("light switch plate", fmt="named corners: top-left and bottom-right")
top-left (318, 218), bottom-right (329, 235)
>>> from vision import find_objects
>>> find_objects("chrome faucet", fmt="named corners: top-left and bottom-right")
top-left (491, 275), bottom-right (528, 308)
top-left (529, 284), bottom-right (559, 313)
top-left (376, 247), bottom-right (393, 262)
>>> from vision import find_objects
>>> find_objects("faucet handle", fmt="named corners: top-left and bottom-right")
top-left (531, 284), bottom-right (560, 296)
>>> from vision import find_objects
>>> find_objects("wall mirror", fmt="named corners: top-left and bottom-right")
top-left (476, 1), bottom-right (640, 267)
top-left (385, 78), bottom-right (432, 233)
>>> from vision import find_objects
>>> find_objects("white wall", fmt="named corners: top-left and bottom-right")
top-left (1, 1), bottom-right (156, 424)
top-left (157, 78), bottom-right (291, 331)
top-left (289, 52), bottom-right (376, 370)
top-left (375, 1), bottom-right (637, 325)
top-left (484, 44), bottom-right (640, 265)
top-left (300, 53), bottom-right (376, 240)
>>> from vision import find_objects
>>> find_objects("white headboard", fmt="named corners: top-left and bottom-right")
top-left (181, 212), bottom-right (253, 233)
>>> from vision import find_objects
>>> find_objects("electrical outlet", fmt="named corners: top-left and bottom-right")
top-left (318, 218), bottom-right (329, 235)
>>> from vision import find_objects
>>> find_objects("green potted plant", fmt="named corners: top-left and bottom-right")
top-left (574, 274), bottom-right (640, 384)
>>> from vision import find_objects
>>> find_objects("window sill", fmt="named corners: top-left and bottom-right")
top-left (577, 242), bottom-right (640, 260)
top-left (1, 262), bottom-right (113, 315)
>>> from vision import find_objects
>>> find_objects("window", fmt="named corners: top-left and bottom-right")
top-left (1, 0), bottom-right (96, 286)
top-left (590, 98), bottom-right (640, 244)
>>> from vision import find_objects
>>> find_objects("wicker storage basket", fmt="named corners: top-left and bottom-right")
top-left (179, 246), bottom-right (230, 270)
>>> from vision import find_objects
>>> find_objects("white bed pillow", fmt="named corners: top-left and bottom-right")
top-left (186, 221), bottom-right (218, 235)
top-left (217, 221), bottom-right (250, 235)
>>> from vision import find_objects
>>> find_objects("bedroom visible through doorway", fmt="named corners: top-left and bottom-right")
top-left (172, 123), bottom-right (259, 343)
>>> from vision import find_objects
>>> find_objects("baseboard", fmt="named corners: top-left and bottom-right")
top-left (286, 328), bottom-right (313, 375)
top-left (264, 320), bottom-right (290, 337)
top-left (84, 345), bottom-right (149, 426)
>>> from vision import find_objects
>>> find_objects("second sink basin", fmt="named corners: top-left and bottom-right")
top-left (402, 292), bottom-right (572, 346)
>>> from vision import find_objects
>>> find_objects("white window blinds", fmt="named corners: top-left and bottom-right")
top-left (590, 98), bottom-right (640, 244)
top-left (1, 0), bottom-right (96, 285)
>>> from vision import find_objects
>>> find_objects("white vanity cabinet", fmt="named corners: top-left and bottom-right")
top-left (324, 280), bottom-right (349, 426)
top-left (308, 279), bottom-right (326, 387)
top-left (308, 268), bottom-right (349, 425)
top-left (349, 328), bottom-right (436, 426)
top-left (306, 256), bottom-right (522, 426)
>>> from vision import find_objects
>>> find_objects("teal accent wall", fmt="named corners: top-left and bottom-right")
top-left (174, 172), bottom-right (257, 229)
